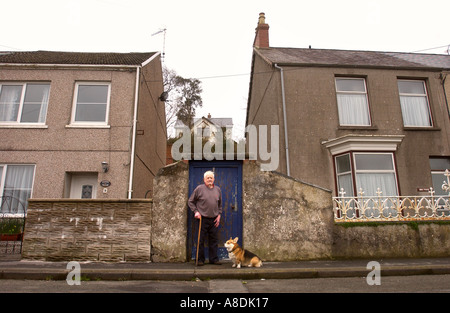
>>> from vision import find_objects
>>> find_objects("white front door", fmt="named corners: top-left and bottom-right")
top-left (70, 174), bottom-right (98, 199)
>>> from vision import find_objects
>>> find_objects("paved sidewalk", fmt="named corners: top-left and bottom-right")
top-left (1, 256), bottom-right (450, 281)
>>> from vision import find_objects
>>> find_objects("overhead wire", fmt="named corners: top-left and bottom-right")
top-left (411, 44), bottom-right (450, 54)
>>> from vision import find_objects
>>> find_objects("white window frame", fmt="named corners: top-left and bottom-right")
top-left (0, 82), bottom-right (50, 126)
top-left (335, 77), bottom-right (371, 127)
top-left (334, 152), bottom-right (399, 197)
top-left (69, 82), bottom-right (111, 127)
top-left (353, 152), bottom-right (399, 197)
top-left (397, 79), bottom-right (433, 127)
top-left (0, 164), bottom-right (35, 216)
top-left (335, 153), bottom-right (354, 197)
top-left (429, 157), bottom-right (450, 196)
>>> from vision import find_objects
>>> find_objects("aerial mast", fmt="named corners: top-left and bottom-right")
top-left (151, 28), bottom-right (167, 61)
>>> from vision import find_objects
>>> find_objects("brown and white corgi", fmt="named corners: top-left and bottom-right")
top-left (224, 237), bottom-right (262, 268)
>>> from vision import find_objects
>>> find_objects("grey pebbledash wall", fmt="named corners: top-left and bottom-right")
top-left (22, 161), bottom-right (450, 262)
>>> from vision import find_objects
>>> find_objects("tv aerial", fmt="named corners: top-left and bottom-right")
top-left (152, 28), bottom-right (167, 61)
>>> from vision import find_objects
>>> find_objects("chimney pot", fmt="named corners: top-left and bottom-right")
top-left (207, 113), bottom-right (211, 118)
top-left (258, 12), bottom-right (266, 24)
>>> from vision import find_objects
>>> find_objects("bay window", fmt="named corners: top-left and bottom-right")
top-left (430, 157), bottom-right (450, 196)
top-left (335, 152), bottom-right (398, 197)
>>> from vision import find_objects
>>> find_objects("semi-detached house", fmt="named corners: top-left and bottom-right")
top-left (248, 14), bottom-right (450, 207)
top-left (0, 50), bottom-right (167, 214)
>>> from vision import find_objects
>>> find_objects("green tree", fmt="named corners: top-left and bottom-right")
top-left (163, 66), bottom-right (203, 136)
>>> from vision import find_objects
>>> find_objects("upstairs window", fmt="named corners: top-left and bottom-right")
top-left (397, 80), bottom-right (432, 127)
top-left (71, 82), bottom-right (111, 126)
top-left (335, 78), bottom-right (371, 126)
top-left (0, 83), bottom-right (50, 124)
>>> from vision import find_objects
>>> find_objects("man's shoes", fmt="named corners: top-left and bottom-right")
top-left (196, 261), bottom-right (204, 266)
top-left (209, 261), bottom-right (222, 265)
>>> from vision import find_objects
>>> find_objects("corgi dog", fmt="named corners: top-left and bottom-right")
top-left (224, 237), bottom-right (262, 268)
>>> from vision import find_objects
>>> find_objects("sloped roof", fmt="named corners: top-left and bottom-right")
top-left (0, 50), bottom-right (158, 66)
top-left (255, 47), bottom-right (450, 70)
top-left (384, 52), bottom-right (450, 69)
top-left (175, 117), bottom-right (233, 128)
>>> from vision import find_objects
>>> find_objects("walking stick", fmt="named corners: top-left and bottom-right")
top-left (195, 215), bottom-right (202, 266)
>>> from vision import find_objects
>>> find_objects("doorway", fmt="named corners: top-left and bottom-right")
top-left (188, 161), bottom-right (243, 260)
top-left (66, 173), bottom-right (98, 199)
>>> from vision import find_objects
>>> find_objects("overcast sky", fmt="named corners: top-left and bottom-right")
top-left (1, 0), bottom-right (449, 139)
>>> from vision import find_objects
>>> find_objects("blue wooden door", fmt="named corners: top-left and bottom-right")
top-left (188, 161), bottom-right (243, 260)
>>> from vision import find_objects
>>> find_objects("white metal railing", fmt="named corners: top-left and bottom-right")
top-left (333, 170), bottom-right (450, 222)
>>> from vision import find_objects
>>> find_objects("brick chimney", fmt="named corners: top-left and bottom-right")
top-left (253, 12), bottom-right (269, 48)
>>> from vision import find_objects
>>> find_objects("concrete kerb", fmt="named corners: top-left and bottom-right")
top-left (1, 258), bottom-right (450, 281)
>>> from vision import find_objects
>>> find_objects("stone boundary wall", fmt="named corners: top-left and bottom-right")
top-left (242, 161), bottom-right (334, 260)
top-left (151, 161), bottom-right (189, 262)
top-left (150, 161), bottom-right (336, 262)
top-left (332, 222), bottom-right (450, 259)
top-left (151, 161), bottom-right (450, 262)
top-left (22, 199), bottom-right (152, 262)
top-left (21, 162), bottom-right (450, 262)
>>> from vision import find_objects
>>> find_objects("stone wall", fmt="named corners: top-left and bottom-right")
top-left (332, 222), bottom-right (450, 259)
top-left (21, 161), bottom-right (450, 262)
top-left (22, 199), bottom-right (152, 262)
top-left (151, 161), bottom-right (189, 262)
top-left (243, 161), bottom-right (334, 260)
top-left (149, 161), bottom-right (335, 262)
top-left (149, 161), bottom-right (450, 262)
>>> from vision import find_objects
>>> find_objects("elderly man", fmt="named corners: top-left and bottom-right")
top-left (188, 170), bottom-right (222, 266)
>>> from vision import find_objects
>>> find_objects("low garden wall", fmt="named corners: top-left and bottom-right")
top-left (21, 161), bottom-right (450, 262)
top-left (150, 161), bottom-right (450, 262)
top-left (332, 221), bottom-right (450, 259)
top-left (22, 199), bottom-right (152, 262)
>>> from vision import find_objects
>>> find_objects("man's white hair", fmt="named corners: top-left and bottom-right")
top-left (204, 170), bottom-right (215, 178)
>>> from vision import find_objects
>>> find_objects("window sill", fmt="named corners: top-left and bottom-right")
top-left (338, 125), bottom-right (378, 131)
top-left (65, 124), bottom-right (110, 129)
top-left (0, 124), bottom-right (48, 129)
top-left (403, 126), bottom-right (441, 131)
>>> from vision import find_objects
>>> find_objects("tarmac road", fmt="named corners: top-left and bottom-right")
top-left (1, 274), bottom-right (449, 293)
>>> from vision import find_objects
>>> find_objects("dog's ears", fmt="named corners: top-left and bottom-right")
top-left (233, 237), bottom-right (239, 243)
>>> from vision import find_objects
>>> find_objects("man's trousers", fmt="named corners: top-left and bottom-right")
top-left (195, 216), bottom-right (219, 263)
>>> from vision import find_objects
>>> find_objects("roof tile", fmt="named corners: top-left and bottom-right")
top-left (0, 51), bottom-right (157, 66)
top-left (256, 47), bottom-right (450, 69)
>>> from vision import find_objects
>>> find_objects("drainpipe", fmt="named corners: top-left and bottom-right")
top-left (440, 73), bottom-right (450, 119)
top-left (274, 64), bottom-right (290, 176)
top-left (128, 66), bottom-right (140, 199)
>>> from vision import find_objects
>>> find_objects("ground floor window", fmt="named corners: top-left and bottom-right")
top-left (429, 157), bottom-right (450, 216)
top-left (430, 157), bottom-right (450, 196)
top-left (335, 152), bottom-right (398, 197)
top-left (0, 165), bottom-right (35, 214)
